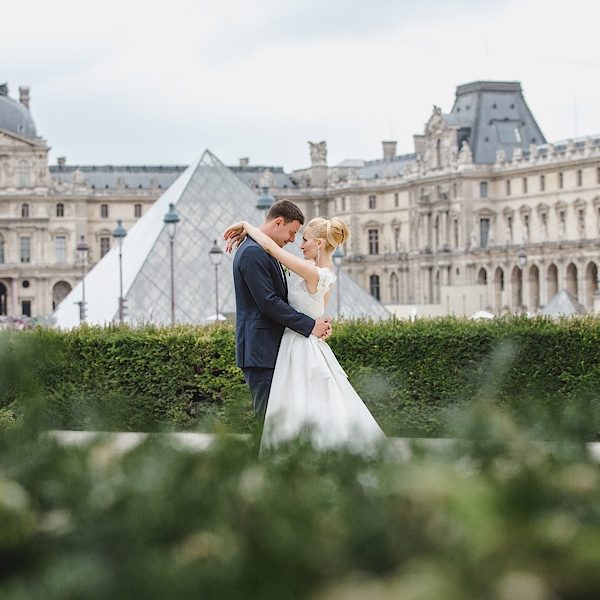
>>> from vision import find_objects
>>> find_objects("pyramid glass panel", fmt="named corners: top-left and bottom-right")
top-left (52, 150), bottom-right (390, 328)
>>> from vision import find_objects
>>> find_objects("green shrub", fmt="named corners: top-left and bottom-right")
top-left (7, 316), bottom-right (600, 438)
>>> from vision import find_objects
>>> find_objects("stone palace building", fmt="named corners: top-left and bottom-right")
top-left (0, 80), bottom-right (599, 319)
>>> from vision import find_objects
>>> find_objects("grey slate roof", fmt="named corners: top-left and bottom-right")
top-left (357, 153), bottom-right (417, 180)
top-left (230, 165), bottom-right (296, 190)
top-left (48, 164), bottom-right (297, 191)
top-left (0, 88), bottom-right (37, 139)
top-left (49, 165), bottom-right (187, 190)
top-left (450, 81), bottom-right (546, 164)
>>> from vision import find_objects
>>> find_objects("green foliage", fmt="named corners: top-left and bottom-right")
top-left (0, 326), bottom-right (600, 597)
top-left (1, 411), bottom-right (600, 598)
top-left (8, 315), bottom-right (600, 438)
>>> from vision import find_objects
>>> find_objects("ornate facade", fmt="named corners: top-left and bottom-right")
top-left (281, 81), bottom-right (600, 316)
top-left (1, 79), bottom-right (598, 319)
top-left (0, 83), bottom-right (182, 319)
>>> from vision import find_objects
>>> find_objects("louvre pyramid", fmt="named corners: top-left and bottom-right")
top-left (52, 150), bottom-right (390, 328)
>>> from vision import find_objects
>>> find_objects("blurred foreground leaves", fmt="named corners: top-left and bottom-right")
top-left (0, 328), bottom-right (600, 598)
top-left (1, 409), bottom-right (600, 598)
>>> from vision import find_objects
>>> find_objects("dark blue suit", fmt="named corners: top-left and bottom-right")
top-left (233, 236), bottom-right (315, 416)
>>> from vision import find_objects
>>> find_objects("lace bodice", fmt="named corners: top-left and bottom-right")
top-left (287, 267), bottom-right (336, 319)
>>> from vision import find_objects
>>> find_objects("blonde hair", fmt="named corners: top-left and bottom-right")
top-left (305, 217), bottom-right (350, 250)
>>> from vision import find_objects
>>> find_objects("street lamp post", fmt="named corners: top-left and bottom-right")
top-left (112, 220), bottom-right (127, 324)
top-left (332, 245), bottom-right (344, 319)
top-left (256, 185), bottom-right (274, 218)
top-left (76, 235), bottom-right (89, 322)
top-left (209, 240), bottom-right (223, 322)
top-left (163, 203), bottom-right (180, 325)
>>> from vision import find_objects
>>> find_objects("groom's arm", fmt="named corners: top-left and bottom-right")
top-left (240, 245), bottom-right (315, 337)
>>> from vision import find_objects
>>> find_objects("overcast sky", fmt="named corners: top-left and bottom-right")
top-left (2, 0), bottom-right (599, 171)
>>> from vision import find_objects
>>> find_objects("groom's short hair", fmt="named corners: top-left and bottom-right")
top-left (266, 200), bottom-right (305, 224)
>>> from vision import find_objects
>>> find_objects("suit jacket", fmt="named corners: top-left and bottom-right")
top-left (233, 236), bottom-right (315, 368)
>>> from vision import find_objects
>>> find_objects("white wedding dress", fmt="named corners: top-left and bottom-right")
top-left (261, 267), bottom-right (387, 454)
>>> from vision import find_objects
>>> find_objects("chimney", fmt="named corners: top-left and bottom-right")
top-left (382, 141), bottom-right (397, 162)
top-left (57, 157), bottom-right (66, 168)
top-left (239, 157), bottom-right (249, 167)
top-left (19, 86), bottom-right (30, 109)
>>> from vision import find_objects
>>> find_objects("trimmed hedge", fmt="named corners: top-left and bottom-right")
top-left (3, 316), bottom-right (600, 437)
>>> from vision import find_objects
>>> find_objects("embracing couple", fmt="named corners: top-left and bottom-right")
top-left (224, 200), bottom-right (385, 454)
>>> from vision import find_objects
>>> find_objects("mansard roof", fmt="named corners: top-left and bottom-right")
top-left (449, 81), bottom-right (546, 164)
top-left (49, 165), bottom-right (187, 190)
top-left (0, 85), bottom-right (37, 139)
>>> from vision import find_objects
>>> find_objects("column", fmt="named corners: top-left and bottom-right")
top-left (11, 279), bottom-right (18, 317)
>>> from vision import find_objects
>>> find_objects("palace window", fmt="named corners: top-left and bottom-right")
top-left (368, 195), bottom-right (376, 210)
top-left (507, 215), bottom-right (513, 242)
top-left (100, 237), bottom-right (111, 257)
top-left (479, 218), bottom-right (490, 248)
top-left (453, 219), bottom-right (459, 248)
top-left (368, 229), bottom-right (379, 255)
top-left (21, 203), bottom-right (29, 218)
top-left (369, 274), bottom-right (381, 301)
top-left (558, 171), bottom-right (564, 189)
top-left (21, 300), bottom-right (31, 317)
top-left (523, 177), bottom-right (528, 194)
top-left (100, 204), bottom-right (109, 218)
top-left (393, 226), bottom-right (401, 252)
top-left (0, 235), bottom-right (4, 264)
top-left (54, 236), bottom-right (67, 263)
top-left (597, 166), bottom-right (600, 184)
top-left (341, 197), bottom-right (346, 211)
top-left (479, 182), bottom-right (488, 198)
top-left (540, 174), bottom-right (545, 191)
top-left (394, 192), bottom-right (399, 208)
top-left (18, 161), bottom-right (30, 188)
top-left (506, 180), bottom-right (511, 196)
top-left (20, 237), bottom-right (31, 263)
top-left (577, 169), bottom-right (583, 187)
top-left (134, 204), bottom-right (142, 218)
top-left (56, 203), bottom-right (65, 217)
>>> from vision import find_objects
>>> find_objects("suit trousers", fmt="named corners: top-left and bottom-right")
top-left (242, 367), bottom-right (275, 418)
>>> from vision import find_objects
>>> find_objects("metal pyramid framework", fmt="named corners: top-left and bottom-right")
top-left (52, 150), bottom-right (390, 328)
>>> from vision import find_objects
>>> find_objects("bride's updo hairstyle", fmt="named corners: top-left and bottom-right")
top-left (305, 217), bottom-right (350, 251)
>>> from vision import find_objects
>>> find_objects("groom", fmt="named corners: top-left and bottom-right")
top-left (231, 200), bottom-right (331, 417)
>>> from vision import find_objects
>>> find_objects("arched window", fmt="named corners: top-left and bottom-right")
top-left (21, 203), bottom-right (29, 218)
top-left (369, 274), bottom-right (380, 301)
top-left (52, 281), bottom-right (72, 311)
top-left (477, 268), bottom-right (487, 285)
top-left (18, 160), bottom-right (30, 187)
top-left (56, 203), bottom-right (65, 217)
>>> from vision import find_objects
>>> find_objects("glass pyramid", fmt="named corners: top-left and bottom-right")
top-left (52, 150), bottom-right (390, 328)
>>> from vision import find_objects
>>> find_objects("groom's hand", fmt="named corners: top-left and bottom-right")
top-left (312, 317), bottom-right (332, 339)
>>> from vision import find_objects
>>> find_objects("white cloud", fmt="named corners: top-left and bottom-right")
top-left (1, 0), bottom-right (599, 169)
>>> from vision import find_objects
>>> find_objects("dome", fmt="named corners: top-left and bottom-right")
top-left (0, 84), bottom-right (37, 138)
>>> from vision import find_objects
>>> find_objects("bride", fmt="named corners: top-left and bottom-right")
top-left (224, 216), bottom-right (386, 454)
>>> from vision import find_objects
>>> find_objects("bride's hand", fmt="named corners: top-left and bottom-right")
top-left (224, 232), bottom-right (246, 253)
top-left (223, 221), bottom-right (245, 240)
